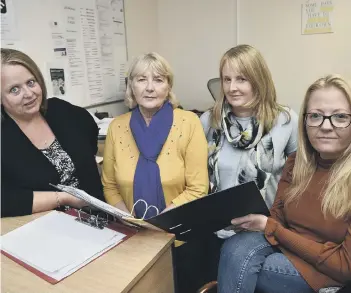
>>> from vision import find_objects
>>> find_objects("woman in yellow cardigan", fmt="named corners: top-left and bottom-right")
top-left (102, 52), bottom-right (209, 218)
top-left (102, 52), bottom-right (211, 293)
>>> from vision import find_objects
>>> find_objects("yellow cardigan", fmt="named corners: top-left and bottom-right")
top-left (102, 108), bottom-right (209, 212)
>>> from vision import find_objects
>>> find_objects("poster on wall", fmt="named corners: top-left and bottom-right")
top-left (50, 68), bottom-right (66, 97)
top-left (50, 20), bottom-right (68, 59)
top-left (301, 0), bottom-right (334, 35)
top-left (60, 0), bottom-right (127, 106)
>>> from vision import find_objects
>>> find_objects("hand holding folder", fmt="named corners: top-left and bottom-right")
top-left (146, 181), bottom-right (270, 241)
top-left (230, 213), bottom-right (269, 232)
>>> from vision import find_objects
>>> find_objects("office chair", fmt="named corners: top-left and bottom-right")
top-left (207, 78), bottom-right (221, 101)
top-left (197, 281), bottom-right (217, 293)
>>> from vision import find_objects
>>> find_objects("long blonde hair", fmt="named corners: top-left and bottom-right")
top-left (210, 44), bottom-right (289, 133)
top-left (125, 52), bottom-right (179, 109)
top-left (287, 74), bottom-right (351, 219)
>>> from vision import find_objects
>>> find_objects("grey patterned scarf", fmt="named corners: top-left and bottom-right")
top-left (208, 103), bottom-right (277, 198)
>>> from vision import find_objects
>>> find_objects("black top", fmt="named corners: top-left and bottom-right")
top-left (1, 98), bottom-right (105, 217)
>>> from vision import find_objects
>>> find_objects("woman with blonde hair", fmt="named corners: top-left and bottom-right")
top-left (102, 52), bottom-right (208, 217)
top-left (1, 48), bottom-right (104, 217)
top-left (102, 52), bottom-right (209, 293)
top-left (218, 74), bottom-right (351, 293)
top-left (201, 45), bottom-right (298, 213)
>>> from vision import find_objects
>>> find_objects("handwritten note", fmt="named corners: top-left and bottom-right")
top-left (302, 0), bottom-right (334, 35)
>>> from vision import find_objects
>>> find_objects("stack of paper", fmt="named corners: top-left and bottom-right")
top-left (53, 184), bottom-right (133, 219)
top-left (97, 117), bottom-right (114, 136)
top-left (1, 211), bottom-right (126, 283)
top-left (95, 155), bottom-right (103, 164)
top-left (90, 113), bottom-right (114, 136)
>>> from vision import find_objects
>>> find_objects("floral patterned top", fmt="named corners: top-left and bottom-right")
top-left (41, 139), bottom-right (79, 187)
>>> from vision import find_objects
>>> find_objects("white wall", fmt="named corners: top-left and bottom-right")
top-left (124, 0), bottom-right (159, 61)
top-left (157, 0), bottom-right (237, 111)
top-left (237, 0), bottom-right (351, 113)
top-left (103, 0), bottom-right (351, 116)
top-left (102, 0), bottom-right (238, 115)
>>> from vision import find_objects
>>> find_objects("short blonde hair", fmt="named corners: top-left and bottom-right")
top-left (125, 52), bottom-right (179, 109)
top-left (210, 44), bottom-right (289, 133)
top-left (287, 74), bottom-right (351, 219)
top-left (1, 48), bottom-right (48, 115)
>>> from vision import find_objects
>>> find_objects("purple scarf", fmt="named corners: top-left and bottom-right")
top-left (130, 102), bottom-right (173, 219)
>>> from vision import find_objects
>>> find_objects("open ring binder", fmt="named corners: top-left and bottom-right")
top-left (49, 181), bottom-right (270, 241)
top-left (76, 208), bottom-right (109, 229)
top-left (1, 208), bottom-right (138, 284)
top-left (131, 199), bottom-right (160, 220)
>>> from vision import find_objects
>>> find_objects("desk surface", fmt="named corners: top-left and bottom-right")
top-left (1, 213), bottom-right (175, 293)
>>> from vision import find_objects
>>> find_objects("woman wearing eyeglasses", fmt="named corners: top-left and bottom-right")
top-left (217, 75), bottom-right (351, 293)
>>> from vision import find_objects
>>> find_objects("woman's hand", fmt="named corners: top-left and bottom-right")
top-left (114, 201), bottom-right (132, 214)
top-left (59, 192), bottom-right (87, 209)
top-left (231, 214), bottom-right (268, 232)
top-left (161, 203), bottom-right (176, 214)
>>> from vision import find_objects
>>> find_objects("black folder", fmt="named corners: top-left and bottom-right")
top-left (146, 181), bottom-right (270, 241)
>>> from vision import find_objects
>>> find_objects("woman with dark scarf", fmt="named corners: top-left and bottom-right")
top-left (102, 52), bottom-right (210, 292)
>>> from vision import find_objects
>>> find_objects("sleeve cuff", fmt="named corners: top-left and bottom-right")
top-left (264, 217), bottom-right (281, 245)
top-left (104, 193), bottom-right (123, 207)
top-left (171, 195), bottom-right (188, 207)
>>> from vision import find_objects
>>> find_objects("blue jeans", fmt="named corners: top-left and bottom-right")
top-left (218, 231), bottom-right (315, 293)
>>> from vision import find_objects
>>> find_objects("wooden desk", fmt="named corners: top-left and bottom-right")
top-left (1, 213), bottom-right (175, 293)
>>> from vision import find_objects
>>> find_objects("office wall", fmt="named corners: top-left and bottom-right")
top-left (124, 0), bottom-right (159, 62)
top-left (237, 0), bottom-right (351, 113)
top-left (99, 0), bottom-right (237, 115)
top-left (157, 0), bottom-right (238, 111)
top-left (90, 0), bottom-right (158, 116)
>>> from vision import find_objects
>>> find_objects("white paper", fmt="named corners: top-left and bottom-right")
top-left (111, 0), bottom-right (126, 45)
top-left (56, 184), bottom-right (132, 218)
top-left (48, 239), bottom-right (122, 280)
top-left (97, 117), bottom-right (114, 136)
top-left (1, 211), bottom-right (126, 281)
top-left (95, 156), bottom-right (103, 164)
top-left (1, 0), bottom-right (19, 40)
top-left (80, 6), bottom-right (104, 102)
top-left (301, 0), bottom-right (334, 35)
top-left (53, 185), bottom-right (165, 232)
top-left (96, 0), bottom-right (119, 99)
top-left (59, 0), bottom-right (127, 106)
top-left (89, 112), bottom-right (113, 135)
top-left (50, 20), bottom-right (67, 58)
top-left (62, 2), bottom-right (89, 106)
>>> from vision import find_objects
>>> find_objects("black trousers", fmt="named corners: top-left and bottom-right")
top-left (172, 234), bottom-right (224, 293)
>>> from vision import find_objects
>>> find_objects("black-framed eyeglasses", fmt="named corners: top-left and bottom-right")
top-left (304, 112), bottom-right (351, 128)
